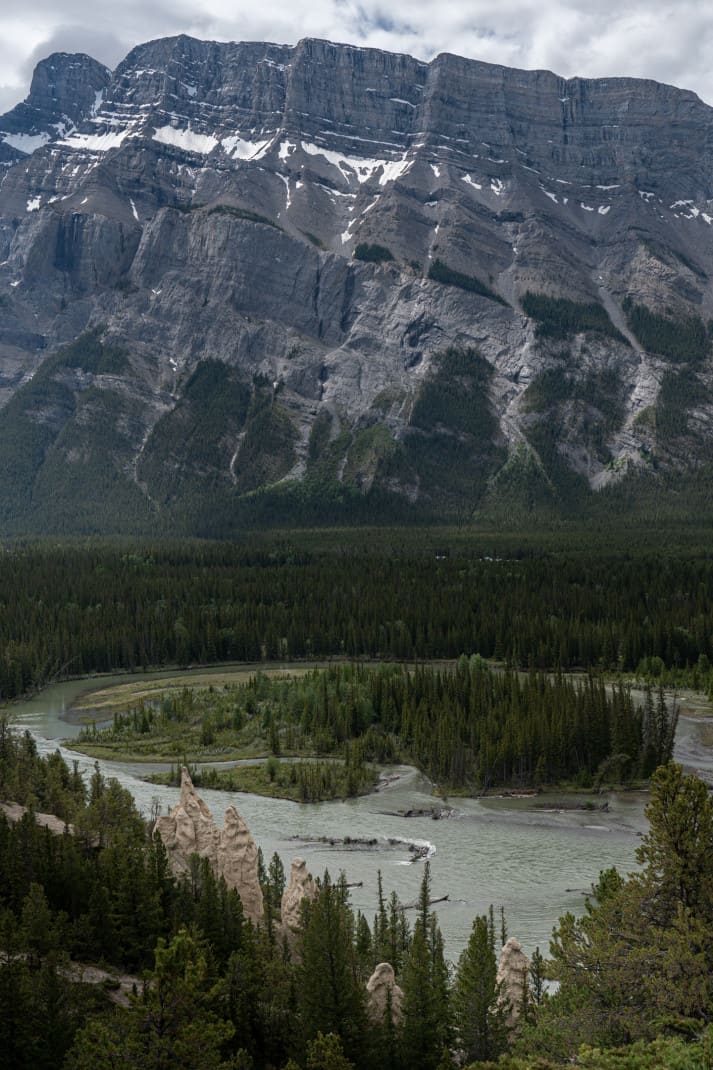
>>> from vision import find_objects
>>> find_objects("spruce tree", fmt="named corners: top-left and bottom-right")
top-left (452, 915), bottom-right (509, 1063)
top-left (298, 872), bottom-right (366, 1063)
top-left (400, 864), bottom-right (450, 1070)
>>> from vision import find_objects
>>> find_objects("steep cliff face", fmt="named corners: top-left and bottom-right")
top-left (1, 36), bottom-right (713, 532)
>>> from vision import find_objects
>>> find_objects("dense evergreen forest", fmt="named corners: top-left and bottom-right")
top-left (2, 529), bottom-right (712, 1066)
top-left (80, 661), bottom-right (676, 791)
top-left (1, 722), bottom-right (713, 1068)
top-left (2, 530), bottom-right (713, 702)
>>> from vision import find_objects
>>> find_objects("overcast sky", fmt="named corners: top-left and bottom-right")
top-left (2, 0), bottom-right (712, 114)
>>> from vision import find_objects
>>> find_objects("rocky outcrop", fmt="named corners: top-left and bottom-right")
top-left (280, 857), bottom-right (318, 933)
top-left (496, 937), bottom-right (530, 1028)
top-left (155, 767), bottom-right (264, 923)
top-left (218, 804), bottom-right (264, 924)
top-left (154, 765), bottom-right (219, 861)
top-left (366, 962), bottom-right (404, 1025)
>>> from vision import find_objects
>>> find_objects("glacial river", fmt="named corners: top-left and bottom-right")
top-left (9, 669), bottom-right (713, 961)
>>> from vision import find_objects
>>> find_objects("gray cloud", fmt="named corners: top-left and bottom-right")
top-left (1, 0), bottom-right (713, 115)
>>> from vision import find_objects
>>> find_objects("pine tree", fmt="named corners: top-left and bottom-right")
top-left (528, 948), bottom-right (546, 1008)
top-left (306, 1032), bottom-right (355, 1070)
top-left (298, 872), bottom-right (366, 1062)
top-left (400, 865), bottom-right (450, 1070)
top-left (452, 915), bottom-right (509, 1064)
top-left (65, 927), bottom-right (234, 1069)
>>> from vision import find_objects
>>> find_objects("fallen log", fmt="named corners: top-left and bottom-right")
top-left (400, 893), bottom-right (449, 911)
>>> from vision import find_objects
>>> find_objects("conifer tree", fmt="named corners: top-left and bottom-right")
top-left (400, 864), bottom-right (450, 1070)
top-left (298, 872), bottom-right (366, 1062)
top-left (65, 927), bottom-right (234, 1069)
top-left (452, 915), bottom-right (509, 1064)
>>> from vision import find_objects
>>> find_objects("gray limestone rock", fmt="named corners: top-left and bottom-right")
top-left (2, 35), bottom-right (713, 530)
top-left (0, 53), bottom-right (110, 165)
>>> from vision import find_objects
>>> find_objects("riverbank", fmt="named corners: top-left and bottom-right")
top-left (65, 665), bottom-right (310, 721)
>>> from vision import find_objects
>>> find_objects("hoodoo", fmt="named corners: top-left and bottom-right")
top-left (155, 766), bottom-right (264, 923)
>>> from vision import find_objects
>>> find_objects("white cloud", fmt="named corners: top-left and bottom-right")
top-left (1, 0), bottom-right (713, 114)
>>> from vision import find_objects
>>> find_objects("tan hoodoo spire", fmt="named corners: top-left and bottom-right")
top-left (155, 766), bottom-right (264, 924)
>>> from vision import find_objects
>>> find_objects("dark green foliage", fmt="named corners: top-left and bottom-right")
top-left (306, 1032), bottom-right (355, 1070)
top-left (28, 386), bottom-right (151, 533)
top-left (343, 425), bottom-right (398, 489)
top-left (388, 348), bottom-right (506, 511)
top-left (1, 719), bottom-right (713, 1068)
top-left (623, 298), bottom-right (710, 364)
top-left (411, 349), bottom-right (492, 435)
top-left (65, 928), bottom-right (235, 1069)
top-left (3, 532), bottom-right (713, 701)
top-left (0, 720), bottom-right (85, 821)
top-left (46, 330), bottom-right (129, 376)
top-left (84, 657), bottom-right (657, 790)
top-left (521, 293), bottom-right (625, 342)
top-left (354, 243), bottom-right (394, 263)
top-left (0, 374), bottom-right (75, 521)
top-left (517, 361), bottom-right (628, 508)
top-left (521, 368), bottom-right (573, 410)
top-left (138, 360), bottom-right (251, 503)
top-left (453, 915), bottom-right (509, 1063)
top-left (207, 204), bottom-right (283, 230)
top-left (523, 367), bottom-right (624, 428)
top-left (652, 367), bottom-right (709, 445)
top-left (0, 329), bottom-right (153, 534)
top-left (519, 366), bottom-right (626, 495)
top-left (299, 873), bottom-right (367, 1061)
top-left (482, 1030), bottom-right (713, 1068)
top-left (308, 410), bottom-right (332, 459)
top-left (152, 756), bottom-right (379, 802)
top-left (523, 421), bottom-right (590, 510)
top-left (232, 380), bottom-right (297, 492)
top-left (428, 259), bottom-right (506, 304)
top-left (401, 864), bottom-right (451, 1070)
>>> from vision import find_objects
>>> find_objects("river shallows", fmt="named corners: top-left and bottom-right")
top-left (11, 668), bottom-right (711, 960)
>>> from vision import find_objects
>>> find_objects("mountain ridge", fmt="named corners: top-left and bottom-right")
top-left (1, 35), bottom-right (713, 533)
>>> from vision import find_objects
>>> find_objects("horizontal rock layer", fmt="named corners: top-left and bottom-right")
top-left (1, 36), bottom-right (713, 530)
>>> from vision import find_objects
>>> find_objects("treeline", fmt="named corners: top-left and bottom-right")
top-left (521, 293), bottom-right (625, 342)
top-left (428, 259), bottom-right (505, 304)
top-left (2, 535), bottom-right (713, 702)
top-left (354, 243), bottom-right (394, 263)
top-left (623, 297), bottom-right (710, 364)
top-left (155, 755), bottom-right (380, 802)
top-left (94, 660), bottom-right (676, 789)
top-left (1, 724), bottom-right (713, 1068)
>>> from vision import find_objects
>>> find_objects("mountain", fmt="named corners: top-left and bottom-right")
top-left (1, 35), bottom-right (713, 534)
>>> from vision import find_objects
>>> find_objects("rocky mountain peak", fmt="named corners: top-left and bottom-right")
top-left (0, 52), bottom-right (111, 165)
